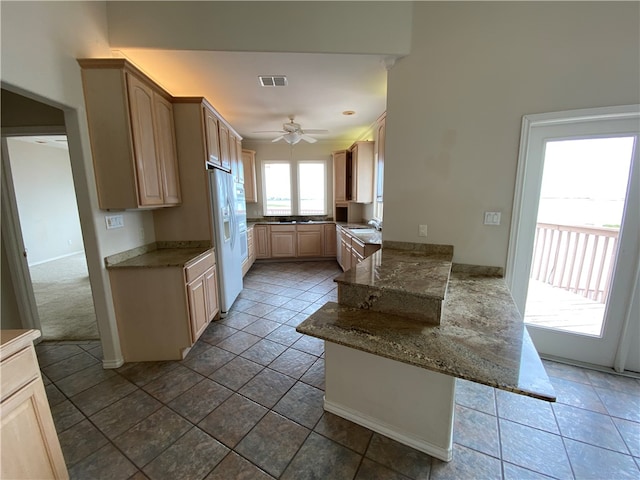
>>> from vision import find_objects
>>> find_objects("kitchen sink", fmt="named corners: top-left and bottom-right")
top-left (348, 228), bottom-right (377, 234)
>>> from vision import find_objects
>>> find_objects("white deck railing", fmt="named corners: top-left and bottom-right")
top-left (530, 223), bottom-right (619, 303)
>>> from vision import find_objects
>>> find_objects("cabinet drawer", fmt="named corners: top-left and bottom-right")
top-left (296, 224), bottom-right (323, 232)
top-left (185, 251), bottom-right (215, 283)
top-left (351, 238), bottom-right (366, 256)
top-left (1, 346), bottom-right (39, 401)
top-left (270, 225), bottom-right (296, 232)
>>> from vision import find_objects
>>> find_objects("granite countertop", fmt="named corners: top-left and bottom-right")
top-left (105, 242), bottom-right (211, 269)
top-left (336, 247), bottom-right (452, 299)
top-left (297, 248), bottom-right (556, 401)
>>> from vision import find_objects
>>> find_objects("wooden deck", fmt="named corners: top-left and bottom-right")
top-left (524, 279), bottom-right (605, 336)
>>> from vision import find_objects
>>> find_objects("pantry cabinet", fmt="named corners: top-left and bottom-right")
top-left (78, 58), bottom-right (181, 209)
top-left (1, 330), bottom-right (68, 480)
top-left (242, 149), bottom-right (258, 203)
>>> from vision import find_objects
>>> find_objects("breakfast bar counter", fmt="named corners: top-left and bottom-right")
top-left (296, 244), bottom-right (555, 462)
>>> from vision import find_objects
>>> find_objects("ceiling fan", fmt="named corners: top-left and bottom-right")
top-left (255, 116), bottom-right (328, 145)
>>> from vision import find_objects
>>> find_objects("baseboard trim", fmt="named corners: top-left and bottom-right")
top-left (324, 398), bottom-right (453, 462)
top-left (28, 250), bottom-right (85, 267)
top-left (102, 357), bottom-right (124, 369)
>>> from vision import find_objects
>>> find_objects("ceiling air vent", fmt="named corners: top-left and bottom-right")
top-left (259, 75), bottom-right (287, 87)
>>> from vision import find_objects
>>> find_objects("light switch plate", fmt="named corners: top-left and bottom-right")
top-left (484, 212), bottom-right (501, 226)
top-left (105, 214), bottom-right (124, 229)
top-left (419, 224), bottom-right (428, 237)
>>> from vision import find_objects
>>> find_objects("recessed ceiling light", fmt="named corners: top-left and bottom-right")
top-left (342, 110), bottom-right (356, 116)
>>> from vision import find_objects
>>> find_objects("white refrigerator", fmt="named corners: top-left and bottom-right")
top-left (209, 168), bottom-right (243, 316)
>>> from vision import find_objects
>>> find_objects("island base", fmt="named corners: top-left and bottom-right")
top-left (324, 341), bottom-right (456, 462)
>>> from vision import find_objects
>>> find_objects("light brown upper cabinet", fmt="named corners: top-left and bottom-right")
top-left (204, 106), bottom-right (221, 168)
top-left (242, 149), bottom-right (258, 203)
top-left (78, 58), bottom-right (181, 209)
top-left (218, 122), bottom-right (232, 172)
top-left (333, 150), bottom-right (350, 203)
top-left (235, 138), bottom-right (244, 184)
top-left (350, 141), bottom-right (375, 203)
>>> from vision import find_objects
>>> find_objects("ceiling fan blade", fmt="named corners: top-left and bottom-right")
top-left (253, 130), bottom-right (286, 134)
top-left (300, 134), bottom-right (317, 143)
top-left (301, 129), bottom-right (328, 134)
top-left (271, 136), bottom-right (284, 143)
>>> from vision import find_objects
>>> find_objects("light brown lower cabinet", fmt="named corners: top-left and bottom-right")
top-left (254, 225), bottom-right (271, 259)
top-left (323, 224), bottom-right (338, 257)
top-left (242, 226), bottom-right (255, 276)
top-left (297, 224), bottom-right (323, 257)
top-left (109, 249), bottom-right (219, 361)
top-left (270, 225), bottom-right (297, 258)
top-left (1, 330), bottom-right (68, 480)
top-left (336, 226), bottom-right (380, 271)
top-left (187, 263), bottom-right (219, 343)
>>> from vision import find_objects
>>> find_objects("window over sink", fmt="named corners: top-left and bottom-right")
top-left (263, 160), bottom-right (326, 216)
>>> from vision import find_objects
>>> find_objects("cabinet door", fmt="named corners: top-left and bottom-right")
top-left (236, 138), bottom-right (245, 184)
top-left (255, 225), bottom-right (271, 258)
top-left (242, 150), bottom-right (257, 203)
top-left (229, 134), bottom-right (238, 181)
top-left (0, 380), bottom-right (68, 479)
top-left (333, 150), bottom-right (348, 203)
top-left (218, 123), bottom-right (231, 172)
top-left (340, 237), bottom-right (352, 271)
top-left (297, 226), bottom-right (323, 257)
top-left (204, 107), bottom-right (221, 167)
top-left (204, 267), bottom-right (219, 321)
top-left (351, 141), bottom-right (375, 203)
top-left (153, 92), bottom-right (181, 205)
top-left (127, 74), bottom-right (164, 206)
top-left (187, 276), bottom-right (208, 343)
top-left (336, 227), bottom-right (343, 265)
top-left (271, 226), bottom-right (297, 258)
top-left (324, 224), bottom-right (337, 257)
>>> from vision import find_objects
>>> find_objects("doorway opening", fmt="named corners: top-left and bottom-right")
top-left (524, 137), bottom-right (634, 337)
top-left (3, 130), bottom-right (98, 340)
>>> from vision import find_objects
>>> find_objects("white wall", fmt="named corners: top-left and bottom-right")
top-left (107, 1), bottom-right (413, 56)
top-left (7, 139), bottom-right (84, 265)
top-left (384, 2), bottom-right (640, 267)
top-left (0, 1), bottom-right (153, 366)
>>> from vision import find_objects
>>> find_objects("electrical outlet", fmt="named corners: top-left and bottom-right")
top-left (419, 224), bottom-right (428, 237)
top-left (105, 214), bottom-right (124, 229)
top-left (484, 212), bottom-right (501, 226)
top-left (139, 228), bottom-right (145, 242)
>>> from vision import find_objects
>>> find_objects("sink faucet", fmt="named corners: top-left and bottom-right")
top-left (368, 219), bottom-right (382, 231)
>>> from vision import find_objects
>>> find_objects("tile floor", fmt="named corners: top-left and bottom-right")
top-left (37, 261), bottom-right (640, 480)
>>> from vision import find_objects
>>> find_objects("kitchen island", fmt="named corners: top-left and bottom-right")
top-left (296, 242), bottom-right (555, 462)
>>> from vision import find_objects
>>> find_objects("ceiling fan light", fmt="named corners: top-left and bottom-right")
top-left (283, 132), bottom-right (302, 145)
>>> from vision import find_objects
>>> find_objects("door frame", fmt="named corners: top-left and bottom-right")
top-left (505, 104), bottom-right (640, 371)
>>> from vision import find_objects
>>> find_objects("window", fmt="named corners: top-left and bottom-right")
top-left (262, 160), bottom-right (327, 216)
top-left (263, 162), bottom-right (291, 215)
top-left (298, 162), bottom-right (325, 215)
